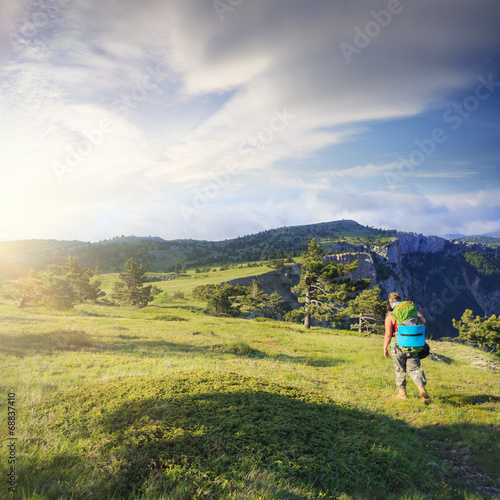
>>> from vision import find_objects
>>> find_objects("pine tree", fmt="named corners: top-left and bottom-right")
top-left (64, 257), bottom-right (105, 302)
top-left (243, 279), bottom-right (288, 319)
top-left (112, 258), bottom-right (153, 307)
top-left (17, 257), bottom-right (104, 309)
top-left (193, 283), bottom-right (245, 317)
top-left (453, 309), bottom-right (500, 351)
top-left (343, 285), bottom-right (387, 333)
top-left (293, 239), bottom-right (370, 329)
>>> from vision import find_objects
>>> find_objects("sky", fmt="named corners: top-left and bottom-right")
top-left (1, 0), bottom-right (500, 242)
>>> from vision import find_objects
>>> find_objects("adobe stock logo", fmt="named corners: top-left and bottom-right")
top-left (386, 74), bottom-right (500, 187)
top-left (213, 0), bottom-right (244, 21)
top-left (52, 119), bottom-right (116, 182)
top-left (52, 64), bottom-right (167, 183)
top-left (8, 0), bottom-right (70, 52)
top-left (425, 277), bottom-right (468, 323)
top-left (339, 0), bottom-right (410, 63)
top-left (179, 107), bottom-right (295, 222)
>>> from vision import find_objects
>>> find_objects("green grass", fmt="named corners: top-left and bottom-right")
top-left (0, 275), bottom-right (499, 499)
top-left (147, 264), bottom-right (276, 295)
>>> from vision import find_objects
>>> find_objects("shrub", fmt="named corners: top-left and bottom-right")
top-left (453, 309), bottom-right (500, 352)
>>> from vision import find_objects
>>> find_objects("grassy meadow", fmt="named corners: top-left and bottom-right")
top-left (0, 266), bottom-right (499, 499)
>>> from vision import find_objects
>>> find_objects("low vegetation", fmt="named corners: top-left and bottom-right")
top-left (453, 310), bottom-right (500, 352)
top-left (463, 251), bottom-right (500, 277)
top-left (1, 253), bottom-right (499, 498)
top-left (22, 371), bottom-right (437, 499)
top-left (0, 260), bottom-right (499, 499)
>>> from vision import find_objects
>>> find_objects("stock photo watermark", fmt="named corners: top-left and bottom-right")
top-left (8, 0), bottom-right (70, 51)
top-left (111, 65), bottom-right (168, 119)
top-left (52, 63), bottom-right (168, 183)
top-left (339, 0), bottom-right (412, 63)
top-left (425, 277), bottom-right (468, 323)
top-left (52, 119), bottom-right (116, 182)
top-left (213, 0), bottom-right (245, 21)
top-left (179, 107), bottom-right (295, 221)
top-left (6, 392), bottom-right (17, 494)
top-left (385, 73), bottom-right (500, 187)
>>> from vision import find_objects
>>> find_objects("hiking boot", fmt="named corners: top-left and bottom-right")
top-left (392, 388), bottom-right (407, 400)
top-left (417, 384), bottom-right (431, 405)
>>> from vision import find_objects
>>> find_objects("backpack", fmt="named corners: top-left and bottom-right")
top-left (392, 301), bottom-right (419, 326)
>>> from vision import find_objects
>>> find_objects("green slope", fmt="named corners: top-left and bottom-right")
top-left (1, 290), bottom-right (498, 499)
top-left (0, 220), bottom-right (395, 278)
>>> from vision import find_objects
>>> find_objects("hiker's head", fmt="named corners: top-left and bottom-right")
top-left (388, 292), bottom-right (402, 307)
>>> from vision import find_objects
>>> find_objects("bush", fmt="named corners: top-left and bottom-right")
top-left (453, 309), bottom-right (500, 352)
top-left (17, 258), bottom-right (105, 309)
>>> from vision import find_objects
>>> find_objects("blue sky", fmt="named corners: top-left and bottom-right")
top-left (1, 0), bottom-right (499, 242)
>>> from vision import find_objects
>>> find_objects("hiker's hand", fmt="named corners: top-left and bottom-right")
top-left (384, 348), bottom-right (389, 359)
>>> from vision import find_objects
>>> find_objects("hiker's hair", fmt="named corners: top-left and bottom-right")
top-left (386, 304), bottom-right (393, 312)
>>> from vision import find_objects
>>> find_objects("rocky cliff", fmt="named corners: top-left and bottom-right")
top-left (227, 232), bottom-right (499, 338)
top-left (311, 234), bottom-right (499, 337)
top-left (370, 234), bottom-right (500, 338)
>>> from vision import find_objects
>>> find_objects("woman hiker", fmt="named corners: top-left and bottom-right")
top-left (383, 292), bottom-right (431, 405)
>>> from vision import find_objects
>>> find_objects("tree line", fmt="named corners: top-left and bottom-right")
top-left (16, 257), bottom-right (154, 308)
top-left (9, 243), bottom-right (499, 351)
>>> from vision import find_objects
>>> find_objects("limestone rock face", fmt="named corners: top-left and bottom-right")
top-left (227, 232), bottom-right (499, 338)
top-left (385, 233), bottom-right (447, 262)
top-left (321, 233), bottom-right (499, 337)
top-left (226, 268), bottom-right (301, 308)
top-left (324, 252), bottom-right (377, 286)
top-left (371, 233), bottom-right (500, 337)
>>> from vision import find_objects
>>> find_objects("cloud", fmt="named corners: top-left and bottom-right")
top-left (1, 0), bottom-right (500, 240)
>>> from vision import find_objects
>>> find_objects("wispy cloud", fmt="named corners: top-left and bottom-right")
top-left (1, 0), bottom-right (500, 241)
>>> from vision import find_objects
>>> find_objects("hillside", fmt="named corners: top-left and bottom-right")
top-left (455, 236), bottom-right (500, 248)
top-left (0, 220), bottom-right (394, 278)
top-left (0, 287), bottom-right (498, 499)
top-left (1, 220), bottom-right (499, 338)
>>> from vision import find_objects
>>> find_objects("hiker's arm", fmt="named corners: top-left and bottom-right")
top-left (418, 311), bottom-right (426, 324)
top-left (383, 316), bottom-right (393, 358)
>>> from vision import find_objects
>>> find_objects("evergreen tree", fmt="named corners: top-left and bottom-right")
top-left (112, 258), bottom-right (153, 307)
top-left (293, 239), bottom-right (370, 329)
top-left (193, 284), bottom-right (246, 317)
top-left (453, 309), bottom-right (500, 351)
top-left (343, 285), bottom-right (387, 333)
top-left (193, 283), bottom-right (246, 317)
top-left (63, 257), bottom-right (105, 302)
top-left (205, 286), bottom-right (242, 317)
top-left (243, 279), bottom-right (288, 319)
top-left (18, 257), bottom-right (104, 309)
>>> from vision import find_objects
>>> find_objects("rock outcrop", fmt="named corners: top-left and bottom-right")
top-left (225, 268), bottom-right (301, 308)
top-left (370, 233), bottom-right (500, 337)
top-left (324, 252), bottom-right (377, 285)
top-left (227, 232), bottom-right (499, 338)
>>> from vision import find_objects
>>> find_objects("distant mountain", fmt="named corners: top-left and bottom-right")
top-left (0, 220), bottom-right (396, 278)
top-left (451, 236), bottom-right (500, 247)
top-left (483, 231), bottom-right (500, 238)
top-left (442, 233), bottom-right (466, 239)
top-left (1, 221), bottom-right (499, 339)
top-left (442, 231), bottom-right (500, 246)
top-left (98, 235), bottom-right (168, 244)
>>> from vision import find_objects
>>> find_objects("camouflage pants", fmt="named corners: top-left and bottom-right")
top-left (390, 345), bottom-right (427, 389)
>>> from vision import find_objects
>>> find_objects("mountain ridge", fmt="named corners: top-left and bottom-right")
top-left (1, 220), bottom-right (499, 339)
